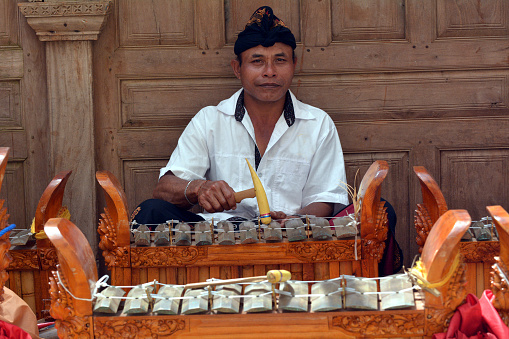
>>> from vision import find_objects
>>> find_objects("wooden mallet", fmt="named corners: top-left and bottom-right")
top-left (183, 270), bottom-right (291, 290)
top-left (234, 187), bottom-right (256, 203)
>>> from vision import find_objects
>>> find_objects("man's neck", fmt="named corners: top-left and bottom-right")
top-left (243, 93), bottom-right (286, 157)
top-left (244, 94), bottom-right (285, 126)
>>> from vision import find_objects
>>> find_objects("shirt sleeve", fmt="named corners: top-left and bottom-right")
top-left (159, 110), bottom-right (210, 181)
top-left (301, 117), bottom-right (349, 207)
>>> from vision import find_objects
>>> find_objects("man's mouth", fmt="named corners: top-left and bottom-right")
top-left (259, 83), bottom-right (281, 88)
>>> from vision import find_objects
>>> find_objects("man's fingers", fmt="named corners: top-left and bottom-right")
top-left (197, 180), bottom-right (236, 213)
top-left (220, 184), bottom-right (237, 210)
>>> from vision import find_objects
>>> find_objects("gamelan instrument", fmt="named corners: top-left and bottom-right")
top-left (44, 206), bottom-right (509, 338)
top-left (96, 160), bottom-right (390, 293)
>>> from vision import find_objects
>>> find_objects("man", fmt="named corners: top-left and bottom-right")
top-left (133, 6), bottom-right (348, 225)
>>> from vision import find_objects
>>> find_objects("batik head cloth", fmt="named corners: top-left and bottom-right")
top-left (234, 6), bottom-right (296, 56)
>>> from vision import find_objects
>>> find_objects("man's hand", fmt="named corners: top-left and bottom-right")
top-left (197, 180), bottom-right (237, 213)
top-left (153, 172), bottom-right (237, 212)
top-left (270, 211), bottom-right (287, 220)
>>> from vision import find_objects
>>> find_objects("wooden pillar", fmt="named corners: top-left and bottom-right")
top-left (19, 1), bottom-right (112, 252)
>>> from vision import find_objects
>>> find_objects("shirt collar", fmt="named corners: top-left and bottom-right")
top-left (234, 90), bottom-right (295, 127)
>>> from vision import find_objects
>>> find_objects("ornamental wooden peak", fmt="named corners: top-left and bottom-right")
top-left (413, 166), bottom-right (448, 225)
top-left (0, 148), bottom-right (8, 186)
top-left (18, 1), bottom-right (112, 41)
top-left (359, 160), bottom-right (389, 261)
top-left (45, 218), bottom-right (97, 317)
top-left (414, 166), bottom-right (448, 254)
top-left (96, 170), bottom-right (130, 247)
top-left (359, 160), bottom-right (388, 237)
top-left (421, 209), bottom-right (470, 283)
top-left (487, 205), bottom-right (509, 267)
top-left (34, 170), bottom-right (72, 233)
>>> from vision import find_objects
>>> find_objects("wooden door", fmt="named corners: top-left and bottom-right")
top-left (94, 0), bottom-right (509, 268)
top-left (0, 0), bottom-right (50, 231)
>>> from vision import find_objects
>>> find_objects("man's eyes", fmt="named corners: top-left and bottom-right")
top-left (250, 58), bottom-right (287, 63)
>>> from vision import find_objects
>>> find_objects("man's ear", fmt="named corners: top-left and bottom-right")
top-left (231, 59), bottom-right (241, 79)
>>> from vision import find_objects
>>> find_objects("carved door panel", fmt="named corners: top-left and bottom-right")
top-left (0, 0), bottom-right (50, 229)
top-left (94, 0), bottom-right (509, 267)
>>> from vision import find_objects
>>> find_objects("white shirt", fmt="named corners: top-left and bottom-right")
top-left (160, 89), bottom-right (348, 221)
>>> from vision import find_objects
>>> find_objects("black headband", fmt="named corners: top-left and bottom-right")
top-left (234, 6), bottom-right (296, 56)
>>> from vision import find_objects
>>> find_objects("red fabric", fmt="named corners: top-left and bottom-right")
top-left (0, 321), bottom-right (31, 339)
top-left (433, 290), bottom-right (509, 339)
top-left (329, 203), bottom-right (355, 226)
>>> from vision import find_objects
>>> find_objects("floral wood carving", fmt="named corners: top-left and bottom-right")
top-left (362, 202), bottom-right (387, 260)
top-left (38, 247), bottom-right (58, 270)
top-left (49, 269), bottom-right (93, 338)
top-left (491, 259), bottom-right (509, 325)
top-left (287, 240), bottom-right (360, 261)
top-left (331, 313), bottom-right (425, 336)
top-left (94, 318), bottom-right (186, 338)
top-left (131, 247), bottom-right (207, 267)
top-left (425, 261), bottom-right (467, 335)
top-left (19, 2), bottom-right (111, 17)
top-left (7, 250), bottom-right (39, 270)
top-left (98, 208), bottom-right (130, 268)
top-left (460, 241), bottom-right (499, 263)
top-left (415, 204), bottom-right (433, 254)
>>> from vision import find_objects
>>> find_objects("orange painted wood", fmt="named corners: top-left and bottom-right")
top-left (483, 263), bottom-right (491, 296)
top-left (132, 268), bottom-right (140, 286)
top-left (139, 268), bottom-right (147, 283)
top-left (464, 263), bottom-right (477, 296)
top-left (329, 261), bottom-right (340, 279)
top-left (187, 267), bottom-right (199, 285)
top-left (339, 261), bottom-right (353, 276)
top-left (302, 263), bottom-right (314, 281)
top-left (177, 267), bottom-right (186, 285)
top-left (210, 266), bottom-right (220, 280)
top-left (314, 262), bottom-right (329, 281)
top-left (198, 266), bottom-right (209, 282)
top-left (147, 267), bottom-right (159, 283)
top-left (158, 268), bottom-right (166, 285)
top-left (242, 265), bottom-right (254, 278)
top-left (475, 262), bottom-right (484, 297)
top-left (290, 264), bottom-right (303, 281)
top-left (166, 267), bottom-right (177, 285)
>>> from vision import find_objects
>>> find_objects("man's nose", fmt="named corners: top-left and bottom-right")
top-left (263, 62), bottom-right (276, 77)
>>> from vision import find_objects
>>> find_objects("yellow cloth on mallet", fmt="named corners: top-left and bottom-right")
top-left (409, 252), bottom-right (460, 289)
top-left (30, 206), bottom-right (70, 239)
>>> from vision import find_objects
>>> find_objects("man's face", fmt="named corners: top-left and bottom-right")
top-left (232, 42), bottom-right (296, 105)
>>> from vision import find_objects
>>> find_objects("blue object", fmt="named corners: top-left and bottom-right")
top-left (0, 224), bottom-right (15, 237)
